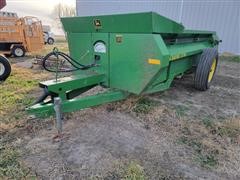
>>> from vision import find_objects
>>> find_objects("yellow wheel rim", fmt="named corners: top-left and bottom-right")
top-left (208, 58), bottom-right (217, 82)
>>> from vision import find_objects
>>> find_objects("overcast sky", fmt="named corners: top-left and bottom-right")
top-left (2, 0), bottom-right (76, 35)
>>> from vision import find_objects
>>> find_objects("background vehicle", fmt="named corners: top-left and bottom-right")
top-left (0, 0), bottom-right (11, 81)
top-left (43, 25), bottom-right (55, 45)
top-left (0, 12), bottom-right (44, 57)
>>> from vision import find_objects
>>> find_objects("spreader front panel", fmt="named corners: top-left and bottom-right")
top-left (109, 33), bottom-right (169, 94)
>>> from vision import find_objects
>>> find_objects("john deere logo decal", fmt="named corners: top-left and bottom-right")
top-left (94, 19), bottom-right (101, 28)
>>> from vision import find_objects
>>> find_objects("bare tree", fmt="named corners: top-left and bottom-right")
top-left (53, 3), bottom-right (76, 19)
top-left (51, 3), bottom-right (76, 34)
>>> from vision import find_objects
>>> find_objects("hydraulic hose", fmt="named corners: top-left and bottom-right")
top-left (42, 47), bottom-right (98, 72)
top-left (34, 88), bottom-right (50, 104)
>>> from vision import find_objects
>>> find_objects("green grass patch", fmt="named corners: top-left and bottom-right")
top-left (178, 135), bottom-right (218, 168)
top-left (220, 55), bottom-right (240, 63)
top-left (216, 125), bottom-right (240, 138)
top-left (201, 116), bottom-right (240, 140)
top-left (178, 136), bottom-right (202, 153)
top-left (0, 146), bottom-right (29, 179)
top-left (202, 116), bottom-right (214, 129)
top-left (0, 66), bottom-right (47, 124)
top-left (99, 161), bottom-right (145, 179)
top-left (0, 66), bottom-right (48, 178)
top-left (133, 98), bottom-right (157, 114)
top-left (196, 152), bottom-right (218, 168)
top-left (123, 162), bottom-right (145, 180)
top-left (175, 105), bottom-right (189, 118)
top-left (231, 56), bottom-right (240, 62)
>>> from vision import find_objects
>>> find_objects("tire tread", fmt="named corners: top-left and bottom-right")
top-left (194, 48), bottom-right (218, 91)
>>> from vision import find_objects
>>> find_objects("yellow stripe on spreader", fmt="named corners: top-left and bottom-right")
top-left (148, 59), bottom-right (161, 65)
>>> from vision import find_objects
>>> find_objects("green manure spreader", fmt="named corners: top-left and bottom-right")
top-left (28, 12), bottom-right (221, 116)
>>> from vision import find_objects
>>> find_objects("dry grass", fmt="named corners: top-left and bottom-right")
top-left (0, 65), bottom-right (52, 179)
top-left (30, 36), bottom-right (69, 57)
top-left (103, 161), bottom-right (145, 179)
top-left (31, 42), bottom-right (69, 57)
top-left (0, 145), bottom-right (30, 178)
top-left (220, 54), bottom-right (240, 63)
top-left (132, 97), bottom-right (159, 114)
top-left (123, 162), bottom-right (145, 180)
top-left (177, 115), bottom-right (240, 168)
top-left (202, 117), bottom-right (240, 142)
top-left (0, 51), bottom-right (238, 178)
top-left (113, 96), bottom-right (240, 170)
top-left (0, 65), bottom-right (49, 128)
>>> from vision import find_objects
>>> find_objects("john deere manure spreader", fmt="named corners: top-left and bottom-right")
top-left (28, 12), bottom-right (220, 116)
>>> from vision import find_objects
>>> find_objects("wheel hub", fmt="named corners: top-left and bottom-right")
top-left (0, 62), bottom-right (5, 76)
top-left (15, 48), bottom-right (24, 57)
top-left (48, 39), bottom-right (53, 44)
top-left (208, 58), bottom-right (217, 82)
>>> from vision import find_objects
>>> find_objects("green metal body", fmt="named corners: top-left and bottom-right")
top-left (28, 12), bottom-right (219, 116)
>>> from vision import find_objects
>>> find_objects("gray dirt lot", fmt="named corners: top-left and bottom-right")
top-left (21, 59), bottom-right (239, 179)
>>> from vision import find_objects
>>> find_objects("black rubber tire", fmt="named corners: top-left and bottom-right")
top-left (0, 55), bottom-right (11, 81)
top-left (12, 45), bottom-right (25, 57)
top-left (47, 37), bottom-right (54, 45)
top-left (194, 48), bottom-right (218, 91)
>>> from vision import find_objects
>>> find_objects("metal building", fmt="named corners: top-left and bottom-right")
top-left (76, 0), bottom-right (239, 54)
